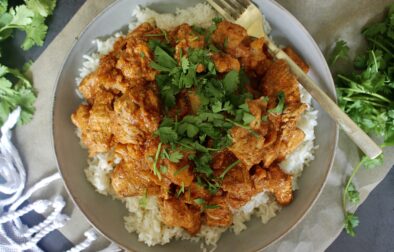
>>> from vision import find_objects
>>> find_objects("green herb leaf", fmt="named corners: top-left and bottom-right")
top-left (329, 40), bottom-right (349, 66)
top-left (168, 151), bottom-right (183, 163)
top-left (268, 91), bottom-right (285, 114)
top-left (346, 182), bottom-right (360, 203)
top-left (0, 65), bottom-right (36, 125)
top-left (138, 189), bottom-right (148, 208)
top-left (223, 70), bottom-right (239, 94)
top-left (152, 143), bottom-right (163, 179)
top-left (363, 154), bottom-right (384, 169)
top-left (155, 127), bottom-right (178, 144)
top-left (176, 182), bottom-right (185, 197)
top-left (219, 160), bottom-right (240, 179)
top-left (160, 165), bottom-right (168, 174)
top-left (344, 212), bottom-right (359, 237)
top-left (173, 165), bottom-right (189, 176)
top-left (242, 112), bottom-right (255, 125)
top-left (194, 198), bottom-right (205, 205)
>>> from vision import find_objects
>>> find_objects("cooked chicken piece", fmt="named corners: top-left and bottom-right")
top-left (205, 196), bottom-right (232, 227)
top-left (71, 91), bottom-right (115, 156)
top-left (111, 161), bottom-right (162, 197)
top-left (114, 143), bottom-right (145, 162)
top-left (247, 98), bottom-right (269, 134)
top-left (159, 198), bottom-right (201, 234)
top-left (212, 21), bottom-right (248, 58)
top-left (167, 91), bottom-right (193, 119)
top-left (252, 165), bottom-right (293, 205)
top-left (78, 73), bottom-right (101, 104)
top-left (281, 103), bottom-right (308, 129)
top-left (82, 130), bottom-right (113, 156)
top-left (162, 152), bottom-right (194, 187)
top-left (127, 22), bottom-right (161, 39)
top-left (170, 24), bottom-right (205, 61)
top-left (71, 104), bottom-right (91, 130)
top-left (211, 53), bottom-right (240, 73)
top-left (283, 47), bottom-right (309, 73)
top-left (167, 90), bottom-right (201, 118)
top-left (228, 126), bottom-right (266, 168)
top-left (144, 138), bottom-right (194, 187)
top-left (221, 165), bottom-right (254, 209)
top-left (96, 53), bottom-right (130, 94)
top-left (261, 59), bottom-right (301, 106)
top-left (88, 91), bottom-right (114, 132)
top-left (276, 104), bottom-right (307, 160)
top-left (112, 85), bottom-right (161, 144)
top-left (183, 183), bottom-right (211, 204)
top-left (278, 128), bottom-right (305, 159)
top-left (115, 37), bottom-right (157, 81)
top-left (258, 103), bottom-right (307, 167)
top-left (240, 38), bottom-right (273, 76)
top-left (211, 150), bottom-right (237, 170)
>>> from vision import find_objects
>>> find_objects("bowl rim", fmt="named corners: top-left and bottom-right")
top-left (51, 0), bottom-right (339, 251)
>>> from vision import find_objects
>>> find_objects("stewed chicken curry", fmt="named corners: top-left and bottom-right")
top-left (71, 19), bottom-right (309, 235)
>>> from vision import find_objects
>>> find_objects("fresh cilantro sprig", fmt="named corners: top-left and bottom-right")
top-left (193, 198), bottom-right (220, 211)
top-left (0, 0), bottom-right (57, 126)
top-left (330, 3), bottom-right (394, 237)
top-left (329, 40), bottom-right (349, 66)
top-left (0, 0), bottom-right (56, 50)
top-left (0, 64), bottom-right (36, 125)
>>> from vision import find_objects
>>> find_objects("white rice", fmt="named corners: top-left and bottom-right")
top-left (79, 3), bottom-right (318, 249)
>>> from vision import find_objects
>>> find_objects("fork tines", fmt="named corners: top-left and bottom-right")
top-left (207, 0), bottom-right (251, 20)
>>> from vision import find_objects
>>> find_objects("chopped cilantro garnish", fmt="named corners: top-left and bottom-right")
top-left (223, 70), bottom-right (240, 94)
top-left (268, 91), bottom-right (286, 114)
top-left (153, 142), bottom-right (162, 179)
top-left (138, 189), bottom-right (148, 208)
top-left (168, 151), bottom-right (183, 163)
top-left (219, 160), bottom-right (240, 179)
top-left (173, 165), bottom-right (189, 176)
top-left (176, 182), bottom-right (185, 197)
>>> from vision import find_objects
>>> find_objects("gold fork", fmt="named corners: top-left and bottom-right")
top-left (206, 0), bottom-right (382, 159)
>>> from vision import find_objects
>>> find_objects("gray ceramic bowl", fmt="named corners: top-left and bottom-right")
top-left (52, 0), bottom-right (338, 251)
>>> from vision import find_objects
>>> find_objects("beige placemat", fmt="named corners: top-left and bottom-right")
top-left (14, 0), bottom-right (394, 251)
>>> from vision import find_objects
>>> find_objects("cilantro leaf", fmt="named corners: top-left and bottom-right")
top-left (138, 189), bottom-right (148, 208)
top-left (268, 91), bottom-right (285, 114)
top-left (219, 160), bottom-right (240, 179)
top-left (0, 0), bottom-right (7, 15)
top-left (242, 112), bottom-right (255, 124)
top-left (155, 127), bottom-right (178, 144)
top-left (0, 65), bottom-right (36, 125)
top-left (344, 212), bottom-right (359, 237)
top-left (173, 165), bottom-right (189, 176)
top-left (223, 70), bottom-right (239, 94)
top-left (194, 198), bottom-right (205, 205)
top-left (151, 46), bottom-right (177, 70)
top-left (0, 0), bottom-right (56, 52)
top-left (9, 5), bottom-right (34, 26)
top-left (346, 182), bottom-right (360, 203)
top-left (329, 40), bottom-right (349, 66)
top-left (25, 0), bottom-right (56, 17)
top-left (21, 14), bottom-right (48, 50)
top-left (168, 151), bottom-right (183, 163)
top-left (363, 154), bottom-right (384, 169)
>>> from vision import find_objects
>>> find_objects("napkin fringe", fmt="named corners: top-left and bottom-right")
top-left (0, 108), bottom-right (114, 251)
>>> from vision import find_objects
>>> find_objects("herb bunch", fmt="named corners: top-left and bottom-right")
top-left (330, 4), bottom-right (394, 237)
top-left (0, 0), bottom-right (56, 125)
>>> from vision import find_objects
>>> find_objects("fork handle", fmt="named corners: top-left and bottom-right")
top-left (265, 39), bottom-right (382, 159)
